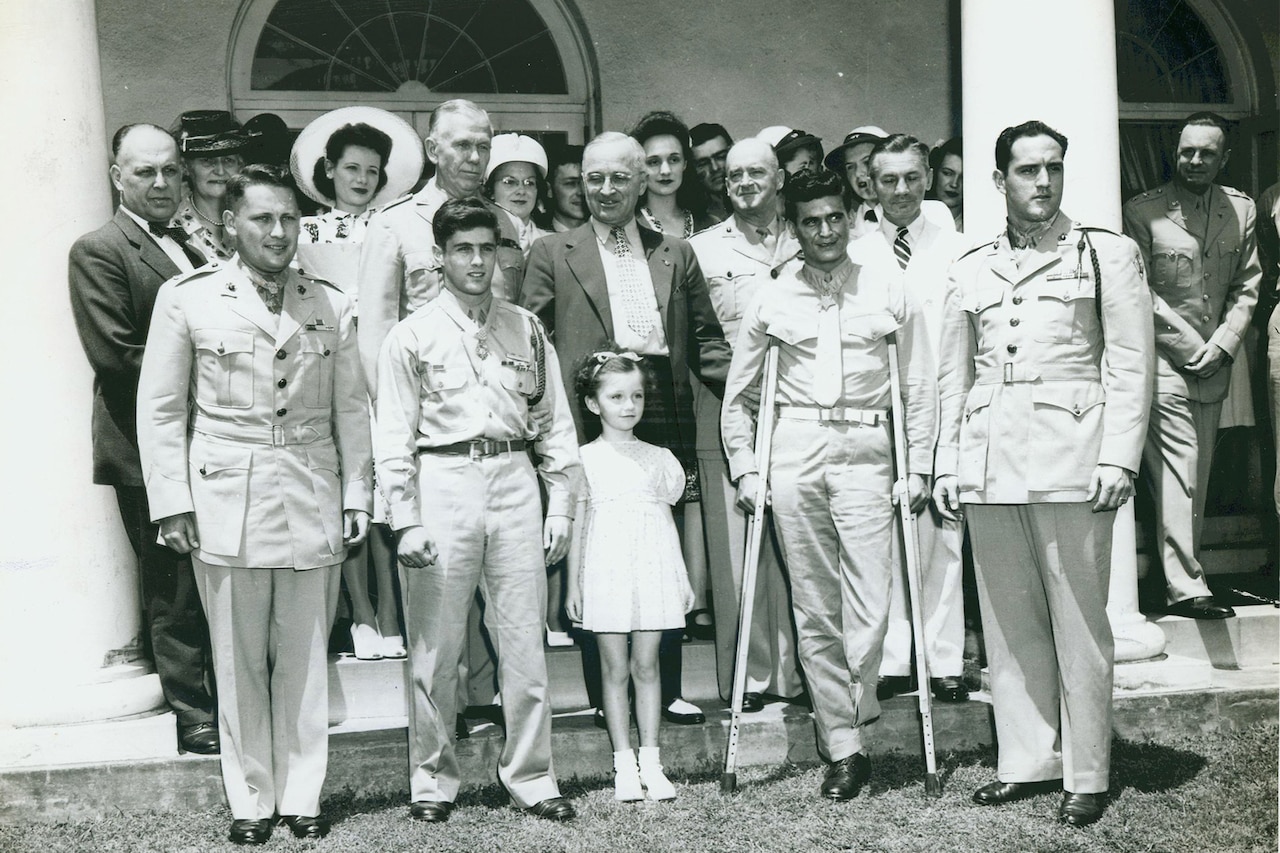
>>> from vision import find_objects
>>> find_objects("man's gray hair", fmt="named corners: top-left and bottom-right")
top-left (583, 131), bottom-right (645, 172)
top-left (427, 99), bottom-right (492, 139)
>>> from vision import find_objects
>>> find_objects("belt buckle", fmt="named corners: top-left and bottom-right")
top-left (1003, 363), bottom-right (1014, 385)
top-left (272, 424), bottom-right (285, 446)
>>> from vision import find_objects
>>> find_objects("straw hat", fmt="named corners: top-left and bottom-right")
top-left (290, 106), bottom-right (424, 208)
top-left (484, 133), bottom-right (549, 182)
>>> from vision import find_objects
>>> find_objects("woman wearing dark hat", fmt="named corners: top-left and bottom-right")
top-left (171, 110), bottom-right (249, 262)
top-left (289, 106), bottom-right (423, 662)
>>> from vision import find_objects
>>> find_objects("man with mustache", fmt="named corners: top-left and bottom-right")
top-left (722, 170), bottom-right (936, 801)
top-left (1122, 111), bottom-right (1261, 620)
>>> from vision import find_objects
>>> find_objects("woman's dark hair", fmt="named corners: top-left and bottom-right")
top-left (312, 122), bottom-right (392, 202)
top-left (573, 345), bottom-right (654, 410)
top-left (628, 110), bottom-right (708, 218)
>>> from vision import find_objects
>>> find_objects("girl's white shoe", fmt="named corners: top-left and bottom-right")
top-left (613, 749), bottom-right (644, 802)
top-left (638, 746), bottom-right (676, 801)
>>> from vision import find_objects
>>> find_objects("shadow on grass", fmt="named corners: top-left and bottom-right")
top-left (1109, 735), bottom-right (1207, 794)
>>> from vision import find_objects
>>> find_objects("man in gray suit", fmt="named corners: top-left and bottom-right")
top-left (68, 123), bottom-right (217, 757)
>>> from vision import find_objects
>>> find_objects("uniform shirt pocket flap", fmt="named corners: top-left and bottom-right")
top-left (193, 329), bottom-right (254, 356)
top-left (305, 442), bottom-right (341, 474)
top-left (1030, 382), bottom-right (1105, 417)
top-left (964, 384), bottom-right (996, 420)
top-left (964, 288), bottom-right (1004, 314)
top-left (421, 363), bottom-right (467, 392)
top-left (764, 317), bottom-right (817, 346)
top-left (298, 337), bottom-right (333, 357)
top-left (1040, 278), bottom-right (1094, 303)
top-left (843, 312), bottom-right (901, 342)
top-left (191, 443), bottom-right (253, 478)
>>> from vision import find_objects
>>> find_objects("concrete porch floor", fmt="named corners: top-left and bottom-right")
top-left (0, 606), bottom-right (1275, 822)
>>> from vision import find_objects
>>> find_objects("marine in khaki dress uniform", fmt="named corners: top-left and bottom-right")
top-left (138, 166), bottom-right (373, 845)
top-left (1121, 113), bottom-right (1261, 619)
top-left (934, 122), bottom-right (1153, 828)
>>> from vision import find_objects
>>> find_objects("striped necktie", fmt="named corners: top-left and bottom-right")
top-left (893, 226), bottom-right (912, 270)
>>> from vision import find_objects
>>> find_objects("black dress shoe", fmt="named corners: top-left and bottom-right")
top-left (1059, 791), bottom-right (1105, 826)
top-left (684, 609), bottom-right (715, 642)
top-left (972, 779), bottom-right (1061, 806)
top-left (592, 707), bottom-right (608, 730)
top-left (228, 818), bottom-right (272, 845)
top-left (740, 692), bottom-right (765, 713)
top-left (820, 753), bottom-right (871, 801)
top-left (178, 722), bottom-right (220, 755)
top-left (661, 699), bottom-right (706, 725)
top-left (930, 676), bottom-right (970, 703)
top-left (1167, 596), bottom-right (1235, 620)
top-left (455, 714), bottom-right (470, 740)
top-left (784, 691), bottom-right (812, 710)
top-left (409, 800), bottom-right (455, 822)
top-left (280, 814), bottom-right (329, 839)
top-left (876, 675), bottom-right (913, 701)
top-left (524, 797), bottom-right (576, 821)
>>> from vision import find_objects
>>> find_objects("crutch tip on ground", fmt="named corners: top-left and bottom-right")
top-left (925, 773), bottom-right (943, 797)
top-left (720, 772), bottom-right (738, 794)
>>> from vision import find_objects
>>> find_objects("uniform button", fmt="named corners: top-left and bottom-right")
top-left (1202, 315), bottom-right (1211, 322)
top-left (276, 408), bottom-right (287, 417)
top-left (1010, 318), bottom-right (1020, 326)
top-left (276, 350), bottom-right (287, 360)
top-left (1202, 294), bottom-right (1209, 301)
top-left (1203, 272), bottom-right (1210, 279)
top-left (323, 348), bottom-right (331, 356)
top-left (1012, 296), bottom-right (1023, 305)
top-left (277, 378), bottom-right (287, 388)
top-left (1007, 344), bottom-right (1018, 354)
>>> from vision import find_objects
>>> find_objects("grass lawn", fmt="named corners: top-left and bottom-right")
top-left (1, 723), bottom-right (1274, 853)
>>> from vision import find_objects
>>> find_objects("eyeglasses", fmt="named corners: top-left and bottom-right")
top-left (583, 172), bottom-right (636, 190)
top-left (497, 176), bottom-right (538, 189)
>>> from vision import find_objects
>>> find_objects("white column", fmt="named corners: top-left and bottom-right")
top-left (961, 0), bottom-right (1166, 661)
top-left (0, 0), bottom-right (164, 726)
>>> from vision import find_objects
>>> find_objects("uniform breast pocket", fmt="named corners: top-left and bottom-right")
top-left (498, 361), bottom-right (536, 397)
top-left (763, 315), bottom-right (817, 346)
top-left (298, 335), bottom-right (335, 409)
top-left (1150, 249), bottom-right (1192, 290)
top-left (706, 275), bottom-right (740, 325)
top-left (1032, 280), bottom-right (1096, 344)
top-left (842, 311), bottom-right (900, 372)
top-left (192, 329), bottom-right (254, 409)
top-left (493, 245), bottom-right (525, 302)
top-left (419, 362), bottom-right (469, 432)
top-left (957, 384), bottom-right (996, 492)
top-left (1026, 382), bottom-right (1105, 491)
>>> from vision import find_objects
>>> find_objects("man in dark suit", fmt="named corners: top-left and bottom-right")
top-left (68, 123), bottom-right (217, 755)
top-left (521, 131), bottom-right (732, 727)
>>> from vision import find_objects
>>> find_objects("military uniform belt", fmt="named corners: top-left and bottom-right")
top-left (192, 420), bottom-right (332, 446)
top-left (420, 438), bottom-right (529, 460)
top-left (974, 364), bottom-right (1101, 385)
top-left (776, 405), bottom-right (885, 425)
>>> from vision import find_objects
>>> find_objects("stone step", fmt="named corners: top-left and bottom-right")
top-left (1155, 604), bottom-right (1280, 669)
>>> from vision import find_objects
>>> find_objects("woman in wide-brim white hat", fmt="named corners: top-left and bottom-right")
top-left (290, 106), bottom-right (423, 248)
top-left (288, 106), bottom-right (422, 663)
top-left (483, 132), bottom-right (551, 254)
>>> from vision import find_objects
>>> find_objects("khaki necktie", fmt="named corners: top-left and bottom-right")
top-left (813, 292), bottom-right (842, 407)
top-left (611, 226), bottom-right (654, 338)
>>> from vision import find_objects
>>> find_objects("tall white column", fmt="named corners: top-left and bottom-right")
top-left (961, 0), bottom-right (1166, 661)
top-left (0, 0), bottom-right (164, 727)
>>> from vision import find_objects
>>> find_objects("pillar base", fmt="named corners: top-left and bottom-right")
top-left (0, 663), bottom-right (164, 729)
top-left (1109, 609), bottom-right (1168, 663)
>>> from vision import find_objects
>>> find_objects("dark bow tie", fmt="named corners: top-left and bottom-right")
top-left (149, 221), bottom-right (190, 244)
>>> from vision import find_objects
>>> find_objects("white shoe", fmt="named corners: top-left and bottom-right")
top-left (545, 629), bottom-right (574, 647)
top-left (381, 634), bottom-right (407, 659)
top-left (350, 623), bottom-right (383, 660)
top-left (638, 749), bottom-right (676, 801)
top-left (613, 750), bottom-right (644, 802)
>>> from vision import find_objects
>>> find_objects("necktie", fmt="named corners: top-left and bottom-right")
top-left (255, 279), bottom-right (283, 315)
top-left (756, 227), bottom-right (777, 257)
top-left (813, 286), bottom-right (842, 408)
top-left (149, 221), bottom-right (205, 267)
top-left (611, 226), bottom-right (654, 338)
top-left (865, 208), bottom-right (878, 224)
top-left (893, 226), bottom-right (912, 270)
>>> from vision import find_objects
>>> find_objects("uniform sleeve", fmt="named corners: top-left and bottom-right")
top-left (894, 283), bottom-right (938, 477)
top-left (720, 292), bottom-right (770, 481)
top-left (1098, 236), bottom-right (1155, 473)
top-left (374, 323), bottom-right (424, 531)
top-left (330, 291), bottom-right (373, 513)
top-left (357, 210), bottom-right (403, 398)
top-left (1206, 197), bottom-right (1261, 357)
top-left (683, 246), bottom-right (732, 397)
top-left (530, 331), bottom-right (582, 518)
top-left (136, 281), bottom-right (195, 520)
top-left (1122, 199), bottom-right (1207, 365)
top-left (934, 271), bottom-right (977, 478)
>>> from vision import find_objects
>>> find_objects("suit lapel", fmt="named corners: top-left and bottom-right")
top-left (274, 272), bottom-right (316, 348)
top-left (640, 226), bottom-right (673, 318)
top-left (225, 269), bottom-right (283, 337)
top-left (114, 210), bottom-right (181, 283)
top-left (565, 224), bottom-right (615, 339)
top-left (1204, 185), bottom-right (1231, 248)
top-left (1014, 211), bottom-right (1072, 283)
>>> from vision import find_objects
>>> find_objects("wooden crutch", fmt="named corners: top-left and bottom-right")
top-left (720, 341), bottom-right (781, 794)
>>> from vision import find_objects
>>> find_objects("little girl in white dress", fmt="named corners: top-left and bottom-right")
top-left (567, 349), bottom-right (694, 802)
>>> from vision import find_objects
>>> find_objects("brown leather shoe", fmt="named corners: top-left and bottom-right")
top-left (820, 753), bottom-right (871, 801)
top-left (972, 779), bottom-right (1061, 805)
top-left (1059, 792), bottom-right (1105, 826)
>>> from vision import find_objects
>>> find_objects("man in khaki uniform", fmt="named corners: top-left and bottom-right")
top-left (138, 165), bottom-right (373, 845)
top-left (722, 171), bottom-right (936, 801)
top-left (1122, 111), bottom-right (1261, 619)
top-left (934, 121), bottom-right (1153, 828)
top-left (376, 198), bottom-right (580, 824)
top-left (688, 138), bottom-right (804, 709)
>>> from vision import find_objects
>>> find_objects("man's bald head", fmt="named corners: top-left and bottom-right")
top-left (110, 123), bottom-right (183, 222)
top-left (724, 138), bottom-right (784, 221)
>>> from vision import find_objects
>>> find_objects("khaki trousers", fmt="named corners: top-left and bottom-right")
top-left (768, 419), bottom-right (893, 762)
top-left (401, 452), bottom-right (559, 808)
top-left (193, 559), bottom-right (339, 819)
top-left (881, 506), bottom-right (966, 678)
top-left (1143, 392), bottom-right (1222, 603)
top-left (966, 503), bottom-right (1114, 793)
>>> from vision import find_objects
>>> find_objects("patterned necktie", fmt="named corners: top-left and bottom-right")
top-left (611, 226), bottom-right (654, 338)
top-left (894, 226), bottom-right (912, 270)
